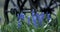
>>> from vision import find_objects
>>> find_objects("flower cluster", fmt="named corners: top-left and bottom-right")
top-left (17, 12), bottom-right (25, 28)
top-left (16, 0), bottom-right (60, 29)
top-left (31, 9), bottom-right (45, 28)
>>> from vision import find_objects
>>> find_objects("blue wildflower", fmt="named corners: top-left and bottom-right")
top-left (18, 20), bottom-right (21, 28)
top-left (46, 12), bottom-right (51, 21)
top-left (20, 12), bottom-right (25, 20)
top-left (17, 14), bottom-right (21, 28)
top-left (31, 9), bottom-right (37, 28)
top-left (27, 16), bottom-right (31, 26)
top-left (39, 12), bottom-right (44, 26)
top-left (36, 12), bottom-right (40, 20)
top-left (31, 9), bottom-right (35, 16)
top-left (17, 14), bottom-right (20, 20)
top-left (32, 15), bottom-right (37, 28)
top-left (17, 12), bottom-right (25, 28)
top-left (40, 12), bottom-right (44, 19)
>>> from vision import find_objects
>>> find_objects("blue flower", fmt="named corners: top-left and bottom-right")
top-left (27, 16), bottom-right (31, 26)
top-left (31, 9), bottom-right (35, 16)
top-left (31, 9), bottom-right (37, 28)
top-left (17, 14), bottom-right (21, 28)
top-left (17, 14), bottom-right (20, 20)
top-left (18, 21), bottom-right (21, 28)
top-left (46, 13), bottom-right (51, 21)
top-left (36, 12), bottom-right (40, 20)
top-left (17, 12), bottom-right (25, 28)
top-left (20, 12), bottom-right (25, 20)
top-left (39, 12), bottom-right (44, 26)
top-left (39, 12), bottom-right (44, 20)
top-left (32, 15), bottom-right (37, 28)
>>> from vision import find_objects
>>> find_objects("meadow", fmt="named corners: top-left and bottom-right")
top-left (0, 0), bottom-right (60, 32)
top-left (0, 7), bottom-right (60, 32)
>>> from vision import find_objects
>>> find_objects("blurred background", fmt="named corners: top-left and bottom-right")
top-left (0, 0), bottom-right (5, 25)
